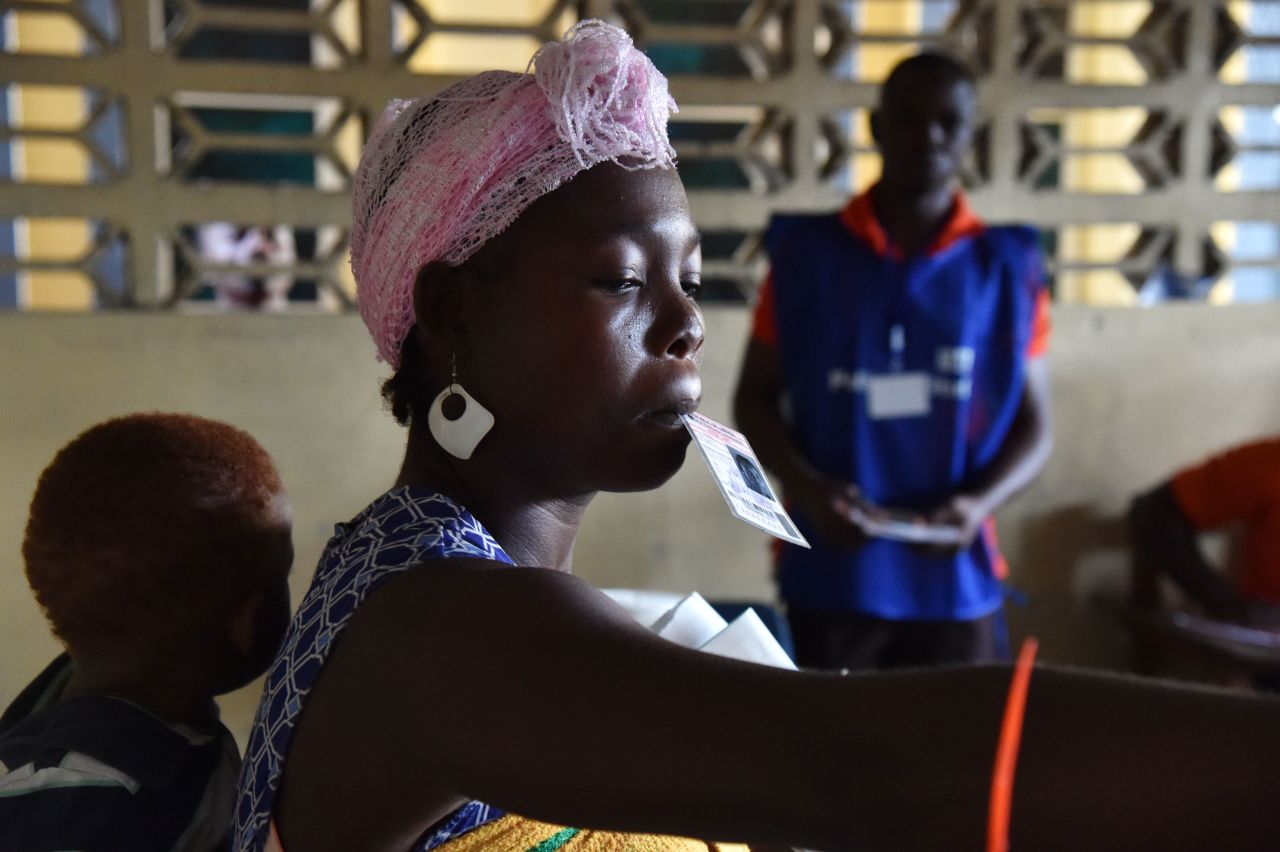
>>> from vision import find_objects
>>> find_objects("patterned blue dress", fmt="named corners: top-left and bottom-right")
top-left (232, 487), bottom-right (514, 852)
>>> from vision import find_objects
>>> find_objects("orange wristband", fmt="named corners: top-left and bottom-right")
top-left (987, 638), bottom-right (1038, 852)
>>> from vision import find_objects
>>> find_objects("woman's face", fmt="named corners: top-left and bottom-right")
top-left (456, 162), bottom-right (704, 496)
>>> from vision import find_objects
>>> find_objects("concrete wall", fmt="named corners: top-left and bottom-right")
top-left (3, 304), bottom-right (1279, 745)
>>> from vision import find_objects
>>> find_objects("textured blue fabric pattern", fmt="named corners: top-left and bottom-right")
top-left (232, 487), bottom-right (515, 852)
top-left (767, 214), bottom-right (1042, 620)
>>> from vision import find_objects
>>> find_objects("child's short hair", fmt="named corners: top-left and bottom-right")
top-left (23, 413), bottom-right (286, 654)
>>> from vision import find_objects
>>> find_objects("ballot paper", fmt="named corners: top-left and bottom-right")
top-left (649, 591), bottom-right (728, 650)
top-left (698, 608), bottom-right (797, 670)
top-left (601, 588), bottom-right (687, 628)
top-left (846, 505), bottom-right (966, 546)
top-left (649, 592), bottom-right (797, 671)
top-left (681, 412), bottom-right (809, 548)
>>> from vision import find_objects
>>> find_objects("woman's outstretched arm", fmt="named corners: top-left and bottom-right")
top-left (280, 560), bottom-right (1280, 852)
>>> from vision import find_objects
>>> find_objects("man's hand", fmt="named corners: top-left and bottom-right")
top-left (788, 476), bottom-right (874, 550)
top-left (925, 493), bottom-right (990, 553)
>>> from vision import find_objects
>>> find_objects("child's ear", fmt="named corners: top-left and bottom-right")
top-left (226, 589), bottom-right (286, 683)
top-left (227, 592), bottom-right (263, 658)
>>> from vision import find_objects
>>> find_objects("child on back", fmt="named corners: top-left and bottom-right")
top-left (0, 412), bottom-right (293, 852)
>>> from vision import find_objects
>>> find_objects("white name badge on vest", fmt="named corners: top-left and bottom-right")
top-left (867, 372), bottom-right (931, 419)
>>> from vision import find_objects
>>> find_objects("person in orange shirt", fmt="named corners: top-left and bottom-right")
top-left (1129, 436), bottom-right (1280, 628)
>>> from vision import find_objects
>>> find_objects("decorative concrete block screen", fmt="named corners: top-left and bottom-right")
top-left (2, 0), bottom-right (1277, 309)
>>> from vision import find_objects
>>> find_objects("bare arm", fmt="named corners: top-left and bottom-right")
top-left (974, 356), bottom-right (1054, 513)
top-left (1128, 482), bottom-right (1248, 619)
top-left (733, 337), bottom-right (865, 548)
top-left (280, 560), bottom-right (1280, 852)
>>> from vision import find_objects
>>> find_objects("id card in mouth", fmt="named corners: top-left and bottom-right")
top-left (681, 412), bottom-right (810, 548)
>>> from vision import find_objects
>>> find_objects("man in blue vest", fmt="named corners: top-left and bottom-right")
top-left (734, 52), bottom-right (1054, 670)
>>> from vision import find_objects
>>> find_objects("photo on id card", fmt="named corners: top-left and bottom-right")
top-left (681, 413), bottom-right (809, 548)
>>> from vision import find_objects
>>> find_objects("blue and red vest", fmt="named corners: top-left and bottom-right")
top-left (757, 192), bottom-right (1045, 620)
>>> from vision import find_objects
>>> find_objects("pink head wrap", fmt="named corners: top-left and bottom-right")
top-left (350, 20), bottom-right (679, 367)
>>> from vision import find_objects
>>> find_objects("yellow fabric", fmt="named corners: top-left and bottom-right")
top-left (432, 813), bottom-right (751, 852)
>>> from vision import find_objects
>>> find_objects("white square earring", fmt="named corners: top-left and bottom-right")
top-left (427, 355), bottom-right (495, 460)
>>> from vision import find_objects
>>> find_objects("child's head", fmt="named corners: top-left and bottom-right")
top-left (23, 413), bottom-right (293, 695)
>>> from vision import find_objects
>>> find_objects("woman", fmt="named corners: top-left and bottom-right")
top-left (235, 21), bottom-right (1279, 852)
